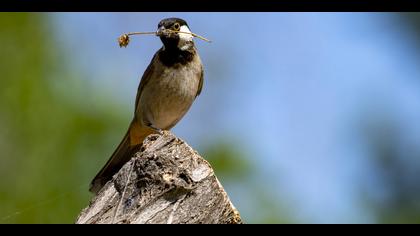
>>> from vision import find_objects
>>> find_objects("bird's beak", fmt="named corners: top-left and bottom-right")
top-left (156, 26), bottom-right (166, 37)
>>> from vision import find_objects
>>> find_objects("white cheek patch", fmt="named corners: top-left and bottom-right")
top-left (179, 25), bottom-right (193, 42)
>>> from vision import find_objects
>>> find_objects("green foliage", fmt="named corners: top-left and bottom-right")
top-left (203, 141), bottom-right (251, 180)
top-left (0, 13), bottom-right (127, 223)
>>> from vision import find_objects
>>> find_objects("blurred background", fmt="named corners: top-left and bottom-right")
top-left (1, 12), bottom-right (420, 224)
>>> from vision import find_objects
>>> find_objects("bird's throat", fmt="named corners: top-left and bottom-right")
top-left (158, 47), bottom-right (195, 67)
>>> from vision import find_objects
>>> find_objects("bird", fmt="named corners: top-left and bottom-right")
top-left (89, 18), bottom-right (204, 194)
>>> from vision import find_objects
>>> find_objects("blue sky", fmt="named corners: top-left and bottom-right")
top-left (50, 13), bottom-right (420, 223)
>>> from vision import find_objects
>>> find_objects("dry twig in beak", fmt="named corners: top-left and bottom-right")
top-left (118, 30), bottom-right (211, 47)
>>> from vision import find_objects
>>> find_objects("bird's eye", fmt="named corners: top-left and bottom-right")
top-left (173, 23), bottom-right (180, 31)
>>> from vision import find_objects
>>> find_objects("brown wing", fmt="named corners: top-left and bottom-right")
top-left (196, 64), bottom-right (204, 97)
top-left (134, 50), bottom-right (160, 110)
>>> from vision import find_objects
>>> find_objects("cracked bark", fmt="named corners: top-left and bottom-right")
top-left (76, 131), bottom-right (242, 224)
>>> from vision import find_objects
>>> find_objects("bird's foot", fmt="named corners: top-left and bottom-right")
top-left (156, 129), bottom-right (164, 135)
top-left (147, 124), bottom-right (164, 135)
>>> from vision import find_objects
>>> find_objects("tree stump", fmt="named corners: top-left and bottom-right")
top-left (76, 131), bottom-right (242, 224)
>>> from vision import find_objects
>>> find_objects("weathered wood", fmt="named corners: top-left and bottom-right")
top-left (76, 131), bottom-right (242, 224)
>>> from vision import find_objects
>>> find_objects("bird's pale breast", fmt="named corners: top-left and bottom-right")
top-left (137, 54), bottom-right (202, 130)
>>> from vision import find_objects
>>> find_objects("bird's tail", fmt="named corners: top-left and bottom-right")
top-left (89, 120), bottom-right (153, 194)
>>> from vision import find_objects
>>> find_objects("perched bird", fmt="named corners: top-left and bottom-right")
top-left (90, 18), bottom-right (204, 194)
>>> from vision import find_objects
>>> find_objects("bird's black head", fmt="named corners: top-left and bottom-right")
top-left (157, 18), bottom-right (194, 51)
